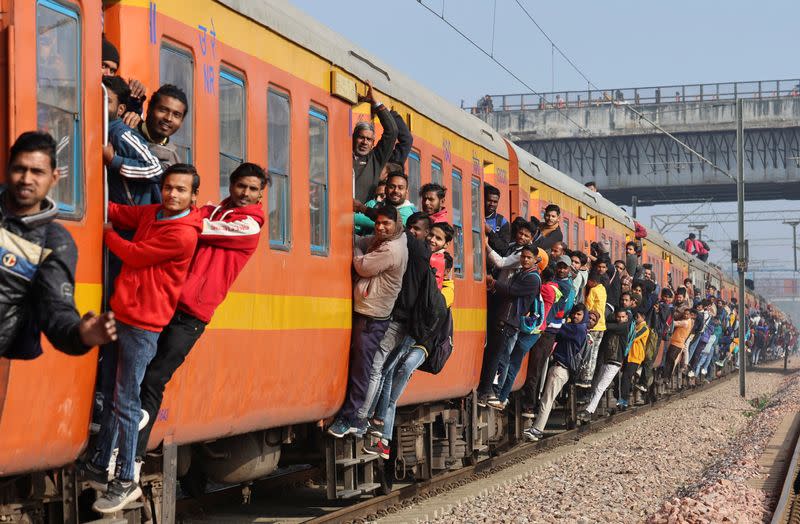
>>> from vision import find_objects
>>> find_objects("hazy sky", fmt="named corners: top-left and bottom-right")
top-left (291, 0), bottom-right (800, 278)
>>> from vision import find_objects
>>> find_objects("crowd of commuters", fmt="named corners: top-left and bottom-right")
top-left (2, 34), bottom-right (798, 515)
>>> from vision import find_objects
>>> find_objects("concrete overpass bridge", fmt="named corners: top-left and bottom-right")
top-left (475, 80), bottom-right (800, 205)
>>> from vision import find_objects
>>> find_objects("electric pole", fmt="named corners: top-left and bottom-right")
top-left (784, 220), bottom-right (800, 272)
top-left (736, 98), bottom-right (747, 398)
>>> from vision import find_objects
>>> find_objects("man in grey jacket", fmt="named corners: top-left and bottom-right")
top-left (329, 206), bottom-right (408, 438)
top-left (353, 82), bottom-right (398, 203)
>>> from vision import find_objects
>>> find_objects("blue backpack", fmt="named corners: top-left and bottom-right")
top-left (519, 273), bottom-right (546, 335)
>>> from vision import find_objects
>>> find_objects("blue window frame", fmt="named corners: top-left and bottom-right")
top-left (219, 70), bottom-right (246, 199)
top-left (471, 177), bottom-right (483, 280)
top-left (309, 108), bottom-right (329, 255)
top-left (452, 169), bottom-right (464, 277)
top-left (431, 158), bottom-right (443, 185)
top-left (37, 0), bottom-right (82, 217)
top-left (268, 89), bottom-right (291, 248)
top-left (159, 44), bottom-right (193, 162)
top-left (407, 150), bottom-right (421, 205)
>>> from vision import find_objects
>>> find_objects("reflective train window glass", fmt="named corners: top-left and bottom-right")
top-left (407, 150), bottom-right (421, 204)
top-left (159, 44), bottom-right (193, 162)
top-left (268, 89), bottom-right (291, 248)
top-left (431, 158), bottom-right (442, 185)
top-left (37, 0), bottom-right (82, 217)
top-left (563, 219), bottom-right (569, 247)
top-left (452, 169), bottom-right (464, 277)
top-left (574, 222), bottom-right (579, 250)
top-left (219, 70), bottom-right (245, 199)
top-left (471, 177), bottom-right (483, 280)
top-left (309, 108), bottom-right (329, 255)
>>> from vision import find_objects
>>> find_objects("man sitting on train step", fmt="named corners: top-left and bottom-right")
top-left (419, 183), bottom-right (449, 223)
top-left (329, 206), bottom-right (408, 438)
top-left (136, 163), bottom-right (267, 463)
top-left (0, 131), bottom-right (117, 359)
top-left (81, 165), bottom-right (202, 514)
top-left (138, 84), bottom-right (188, 170)
top-left (353, 81), bottom-right (398, 203)
top-left (353, 171), bottom-right (416, 235)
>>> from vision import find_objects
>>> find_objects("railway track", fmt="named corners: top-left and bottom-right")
top-left (771, 392), bottom-right (800, 524)
top-left (179, 369), bottom-right (741, 524)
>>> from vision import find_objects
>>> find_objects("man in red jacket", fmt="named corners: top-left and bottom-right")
top-left (83, 164), bottom-right (202, 514)
top-left (135, 163), bottom-right (267, 461)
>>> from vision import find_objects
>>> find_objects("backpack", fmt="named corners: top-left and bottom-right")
top-left (410, 267), bottom-right (448, 358)
top-left (701, 240), bottom-right (710, 251)
top-left (519, 272), bottom-right (544, 335)
top-left (418, 307), bottom-right (454, 374)
top-left (677, 239), bottom-right (687, 251)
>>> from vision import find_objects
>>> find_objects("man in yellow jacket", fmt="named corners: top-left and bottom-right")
top-left (576, 271), bottom-right (607, 388)
top-left (618, 308), bottom-right (650, 409)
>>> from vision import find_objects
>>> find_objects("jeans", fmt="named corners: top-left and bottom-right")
top-left (693, 335), bottom-right (717, 376)
top-left (619, 362), bottom-right (640, 403)
top-left (358, 320), bottom-right (407, 421)
top-left (532, 363), bottom-right (569, 432)
top-left (373, 341), bottom-right (426, 440)
top-left (586, 362), bottom-right (621, 414)
top-left (687, 334), bottom-right (704, 362)
top-left (91, 321), bottom-right (160, 481)
top-left (665, 344), bottom-right (684, 378)
top-left (478, 324), bottom-right (518, 397)
top-left (137, 311), bottom-right (207, 457)
top-left (339, 313), bottom-right (391, 424)
top-left (520, 332), bottom-right (556, 408)
top-left (497, 332), bottom-right (540, 402)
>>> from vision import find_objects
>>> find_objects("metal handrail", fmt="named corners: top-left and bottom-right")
top-left (466, 78), bottom-right (800, 113)
top-left (101, 82), bottom-right (109, 223)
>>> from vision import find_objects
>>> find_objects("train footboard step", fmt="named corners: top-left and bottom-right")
top-left (325, 436), bottom-right (381, 499)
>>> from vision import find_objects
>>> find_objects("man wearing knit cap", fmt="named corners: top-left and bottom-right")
top-left (102, 36), bottom-right (146, 122)
top-left (352, 81), bottom-right (398, 203)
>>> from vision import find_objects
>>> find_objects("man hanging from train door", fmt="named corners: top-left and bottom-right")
top-left (353, 81), bottom-right (398, 202)
top-left (483, 184), bottom-right (511, 253)
top-left (81, 164), bottom-right (202, 514)
top-left (0, 131), bottom-right (117, 359)
top-left (135, 163), bottom-right (267, 464)
top-left (353, 171), bottom-right (417, 234)
top-left (138, 84), bottom-right (188, 170)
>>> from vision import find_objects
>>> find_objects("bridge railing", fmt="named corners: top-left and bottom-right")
top-left (467, 79), bottom-right (800, 114)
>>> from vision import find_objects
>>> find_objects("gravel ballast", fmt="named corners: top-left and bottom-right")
top-left (379, 362), bottom-right (799, 524)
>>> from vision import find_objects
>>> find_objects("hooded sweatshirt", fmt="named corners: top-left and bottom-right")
top-left (428, 206), bottom-right (449, 224)
top-left (353, 221), bottom-right (409, 319)
top-left (627, 319), bottom-right (650, 365)
top-left (585, 284), bottom-right (607, 332)
top-left (552, 314), bottom-right (589, 372)
top-left (177, 200), bottom-right (265, 323)
top-left (105, 203), bottom-right (202, 331)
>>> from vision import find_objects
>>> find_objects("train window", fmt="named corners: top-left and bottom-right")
top-left (521, 199), bottom-right (529, 221)
top-left (37, 0), bottom-right (82, 217)
top-left (159, 44), bottom-right (194, 162)
top-left (432, 158), bottom-right (443, 185)
top-left (218, 70), bottom-right (245, 198)
top-left (407, 150), bottom-right (421, 205)
top-left (615, 240), bottom-right (620, 261)
top-left (267, 89), bottom-right (291, 248)
top-left (573, 222), bottom-right (579, 250)
top-left (451, 169), bottom-right (464, 277)
top-left (471, 177), bottom-right (482, 280)
top-left (563, 219), bottom-right (570, 247)
top-left (309, 107), bottom-right (329, 255)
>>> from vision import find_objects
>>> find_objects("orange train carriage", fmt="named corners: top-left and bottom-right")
top-left (0, 0), bottom-right (774, 520)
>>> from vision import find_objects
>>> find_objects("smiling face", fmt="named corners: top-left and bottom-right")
top-left (427, 226), bottom-right (448, 252)
top-left (228, 175), bottom-right (263, 208)
top-left (6, 151), bottom-right (59, 215)
top-left (146, 95), bottom-right (186, 141)
top-left (556, 263), bottom-right (570, 279)
top-left (571, 255), bottom-right (582, 272)
top-left (374, 213), bottom-right (398, 240)
top-left (544, 209), bottom-right (559, 227)
top-left (519, 249), bottom-right (536, 270)
top-left (160, 173), bottom-right (196, 216)
top-left (485, 193), bottom-right (499, 216)
top-left (386, 176), bottom-right (408, 206)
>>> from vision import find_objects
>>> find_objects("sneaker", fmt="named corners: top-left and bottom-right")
top-left (366, 421), bottom-right (384, 439)
top-left (362, 439), bottom-right (390, 460)
top-left (523, 427), bottom-right (543, 442)
top-left (78, 461), bottom-right (109, 492)
top-left (487, 398), bottom-right (507, 411)
top-left (327, 418), bottom-right (357, 438)
top-left (635, 384), bottom-right (648, 393)
top-left (139, 409), bottom-right (149, 431)
top-left (700, 368), bottom-right (708, 376)
top-left (687, 370), bottom-right (695, 378)
top-left (92, 479), bottom-right (142, 514)
top-left (715, 361), bottom-right (725, 367)
top-left (616, 399), bottom-right (628, 411)
top-left (476, 395), bottom-right (488, 408)
top-left (354, 419), bottom-right (369, 437)
top-left (577, 410), bottom-right (592, 422)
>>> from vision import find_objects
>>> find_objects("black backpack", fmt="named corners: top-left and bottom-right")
top-left (418, 308), bottom-right (454, 374)
top-left (409, 267), bottom-right (449, 371)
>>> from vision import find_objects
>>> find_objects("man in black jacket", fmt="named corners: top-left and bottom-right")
top-left (484, 184), bottom-right (511, 253)
top-left (0, 132), bottom-right (116, 359)
top-left (353, 81), bottom-right (398, 203)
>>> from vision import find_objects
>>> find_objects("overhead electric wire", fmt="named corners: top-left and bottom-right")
top-left (416, 0), bottom-right (591, 135)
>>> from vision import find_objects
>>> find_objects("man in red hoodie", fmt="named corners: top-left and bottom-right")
top-left (136, 163), bottom-right (267, 461)
top-left (83, 164), bottom-right (202, 514)
top-left (419, 182), bottom-right (449, 223)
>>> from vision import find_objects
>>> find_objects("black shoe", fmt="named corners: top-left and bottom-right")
top-left (92, 479), bottom-right (142, 514)
top-left (577, 409), bottom-right (592, 422)
top-left (78, 461), bottom-right (109, 492)
top-left (362, 439), bottom-right (390, 460)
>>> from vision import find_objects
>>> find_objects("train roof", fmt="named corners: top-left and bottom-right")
top-left (218, 0), bottom-right (509, 159)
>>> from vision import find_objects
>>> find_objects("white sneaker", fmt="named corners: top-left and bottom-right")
top-left (687, 371), bottom-right (695, 378)
top-left (139, 409), bottom-right (149, 431)
top-left (701, 368), bottom-right (708, 376)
